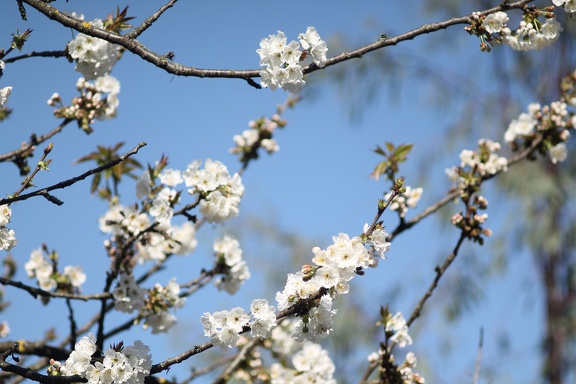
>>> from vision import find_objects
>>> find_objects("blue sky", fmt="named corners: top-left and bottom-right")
top-left (0, 1), bottom-right (549, 383)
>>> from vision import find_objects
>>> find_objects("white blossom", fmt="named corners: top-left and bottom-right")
top-left (0, 86), bottom-right (12, 107)
top-left (553, 0), bottom-right (576, 13)
top-left (67, 19), bottom-right (120, 80)
top-left (63, 265), bottom-right (87, 288)
top-left (61, 334), bottom-right (151, 384)
top-left (159, 169), bottom-right (183, 187)
top-left (483, 11), bottom-right (509, 34)
top-left (550, 142), bottom-right (567, 164)
top-left (201, 308), bottom-right (250, 349)
top-left (298, 26), bottom-right (329, 67)
top-left (0, 205), bottom-right (11, 227)
top-left (112, 273), bottom-right (146, 313)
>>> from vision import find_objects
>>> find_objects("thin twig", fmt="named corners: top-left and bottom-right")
top-left (10, 143), bottom-right (53, 202)
top-left (150, 342), bottom-right (215, 375)
top-left (125, 0), bottom-right (178, 40)
top-left (358, 233), bottom-right (467, 384)
top-left (65, 299), bottom-right (77, 352)
top-left (213, 338), bottom-right (259, 384)
top-left (359, 136), bottom-right (544, 383)
top-left (406, 233), bottom-right (467, 328)
top-left (0, 343), bottom-right (85, 384)
top-left (3, 50), bottom-right (67, 63)
top-left (0, 341), bottom-right (67, 361)
top-left (0, 277), bottom-right (111, 301)
top-left (0, 119), bottom-right (72, 164)
top-left (184, 354), bottom-right (237, 383)
top-left (0, 142), bottom-right (147, 206)
top-left (389, 134), bottom-right (544, 240)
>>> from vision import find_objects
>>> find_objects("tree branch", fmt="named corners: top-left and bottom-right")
top-left (213, 338), bottom-right (259, 384)
top-left (3, 50), bottom-right (68, 64)
top-left (0, 277), bottom-right (111, 301)
top-left (0, 142), bottom-right (147, 206)
top-left (20, 0), bottom-right (534, 81)
top-left (405, 232), bottom-right (467, 329)
top-left (0, 343), bottom-right (86, 384)
top-left (125, 0), bottom-right (179, 40)
top-left (389, 133), bottom-right (544, 239)
top-left (0, 119), bottom-right (72, 164)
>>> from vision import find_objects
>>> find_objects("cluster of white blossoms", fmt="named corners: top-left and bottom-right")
top-left (504, 103), bottom-right (541, 143)
top-left (230, 115), bottom-right (284, 160)
top-left (481, 10), bottom-right (562, 51)
top-left (270, 342), bottom-right (336, 384)
top-left (0, 205), bottom-right (16, 252)
top-left (257, 27), bottom-right (328, 92)
top-left (201, 299), bottom-right (276, 349)
top-left (505, 101), bottom-right (574, 164)
top-left (56, 334), bottom-right (152, 384)
top-left (67, 18), bottom-right (120, 80)
top-left (24, 248), bottom-right (86, 291)
top-left (113, 273), bottom-right (146, 314)
top-left (385, 312), bottom-right (412, 348)
top-left (0, 62), bottom-right (12, 108)
top-left (399, 352), bottom-right (425, 384)
top-left (503, 18), bottom-right (562, 51)
top-left (183, 159), bottom-right (244, 223)
top-left (446, 139), bottom-right (508, 188)
top-left (99, 203), bottom-right (197, 263)
top-left (113, 273), bottom-right (184, 334)
top-left (142, 278), bottom-right (185, 334)
top-left (48, 75), bottom-right (120, 132)
top-left (213, 235), bottom-right (251, 294)
top-left (367, 350), bottom-right (424, 384)
top-left (271, 229), bottom-right (390, 343)
top-left (149, 187), bottom-right (177, 224)
top-left (93, 75), bottom-right (120, 120)
top-left (460, 139), bottom-right (508, 176)
top-left (384, 187), bottom-right (424, 218)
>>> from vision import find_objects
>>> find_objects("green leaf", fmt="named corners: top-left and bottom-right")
top-left (394, 143), bottom-right (414, 160)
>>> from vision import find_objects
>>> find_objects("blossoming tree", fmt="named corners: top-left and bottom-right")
top-left (0, 1), bottom-right (575, 383)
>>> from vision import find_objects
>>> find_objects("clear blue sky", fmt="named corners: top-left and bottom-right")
top-left (0, 1), bottom-right (545, 383)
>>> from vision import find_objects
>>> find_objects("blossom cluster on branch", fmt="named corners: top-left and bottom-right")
top-left (257, 27), bottom-right (327, 92)
top-left (50, 334), bottom-right (152, 384)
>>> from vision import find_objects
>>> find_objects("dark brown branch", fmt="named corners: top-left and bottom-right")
top-left (359, 135), bottom-right (546, 383)
top-left (359, 233), bottom-right (466, 383)
top-left (316, 0), bottom-right (532, 75)
top-left (0, 343), bottom-right (86, 384)
top-left (0, 277), bottom-right (111, 301)
top-left (151, 288), bottom-right (328, 375)
top-left (0, 142), bottom-right (147, 206)
top-left (389, 134), bottom-right (544, 240)
top-left (405, 232), bottom-right (467, 328)
top-left (0, 341), bottom-right (67, 361)
top-left (20, 0), bottom-right (533, 80)
top-left (213, 338), bottom-right (259, 384)
top-left (65, 299), bottom-right (78, 352)
top-left (150, 342), bottom-right (214, 375)
top-left (3, 50), bottom-right (67, 64)
top-left (10, 143), bottom-right (53, 202)
top-left (184, 354), bottom-right (237, 383)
